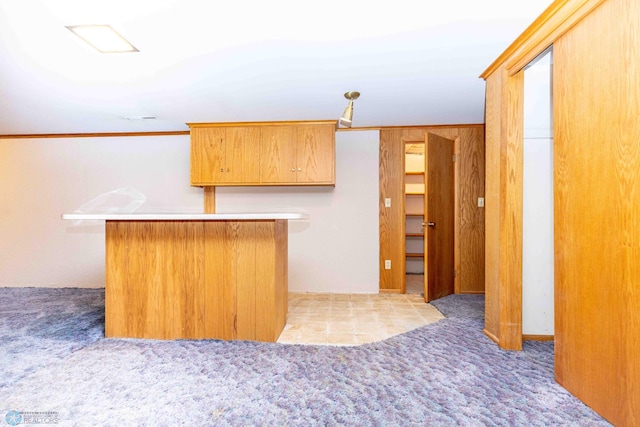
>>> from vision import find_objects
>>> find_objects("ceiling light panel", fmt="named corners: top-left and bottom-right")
top-left (66, 25), bottom-right (138, 53)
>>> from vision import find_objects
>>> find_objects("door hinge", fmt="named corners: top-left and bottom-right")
top-left (452, 154), bottom-right (457, 162)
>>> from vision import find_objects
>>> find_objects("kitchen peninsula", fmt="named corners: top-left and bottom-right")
top-left (62, 212), bottom-right (305, 342)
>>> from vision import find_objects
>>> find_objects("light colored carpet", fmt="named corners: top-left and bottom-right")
top-left (0, 288), bottom-right (611, 426)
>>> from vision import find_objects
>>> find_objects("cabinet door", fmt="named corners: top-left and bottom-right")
top-left (260, 126), bottom-right (297, 184)
top-left (224, 127), bottom-right (261, 184)
top-left (296, 124), bottom-right (335, 184)
top-left (190, 127), bottom-right (226, 185)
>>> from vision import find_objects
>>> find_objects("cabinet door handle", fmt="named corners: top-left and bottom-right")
top-left (220, 168), bottom-right (224, 172)
top-left (422, 222), bottom-right (436, 228)
top-left (298, 168), bottom-right (302, 171)
top-left (291, 168), bottom-right (295, 172)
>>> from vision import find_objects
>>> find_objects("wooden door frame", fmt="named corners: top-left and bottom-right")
top-left (400, 135), bottom-right (460, 298)
top-left (480, 0), bottom-right (605, 350)
top-left (402, 137), bottom-right (424, 295)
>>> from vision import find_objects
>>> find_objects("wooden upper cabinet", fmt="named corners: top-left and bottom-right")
top-left (190, 126), bottom-right (260, 185)
top-left (260, 124), bottom-right (335, 184)
top-left (190, 127), bottom-right (225, 184)
top-left (296, 124), bottom-right (335, 184)
top-left (260, 125), bottom-right (297, 183)
top-left (189, 121), bottom-right (336, 186)
top-left (224, 127), bottom-right (261, 183)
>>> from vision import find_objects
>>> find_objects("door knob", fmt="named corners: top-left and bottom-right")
top-left (422, 222), bottom-right (435, 227)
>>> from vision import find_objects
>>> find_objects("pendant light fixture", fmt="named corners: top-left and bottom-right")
top-left (339, 91), bottom-right (360, 128)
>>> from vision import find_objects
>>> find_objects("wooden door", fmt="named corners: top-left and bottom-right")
top-left (190, 127), bottom-right (226, 185)
top-left (297, 124), bottom-right (335, 183)
top-left (225, 127), bottom-right (261, 184)
top-left (423, 132), bottom-right (455, 302)
top-left (260, 126), bottom-right (297, 184)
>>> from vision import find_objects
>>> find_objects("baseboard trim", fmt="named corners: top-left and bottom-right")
top-left (379, 289), bottom-right (403, 294)
top-left (523, 334), bottom-right (554, 341)
top-left (483, 329), bottom-right (500, 344)
top-left (458, 291), bottom-right (485, 294)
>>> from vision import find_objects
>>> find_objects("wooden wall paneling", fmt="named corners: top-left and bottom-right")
top-left (162, 222), bottom-right (182, 339)
top-left (554, 0), bottom-right (640, 424)
top-left (225, 127), bottom-right (261, 183)
top-left (106, 221), bottom-right (206, 339)
top-left (247, 219), bottom-right (287, 341)
top-left (105, 221), bottom-right (126, 337)
top-left (234, 222), bottom-right (257, 340)
top-left (274, 220), bottom-right (288, 339)
top-left (458, 127), bottom-right (486, 293)
top-left (482, 66), bottom-right (524, 350)
top-left (379, 129), bottom-right (406, 292)
top-left (453, 137), bottom-right (461, 294)
top-left (483, 71), bottom-right (503, 343)
top-left (254, 221), bottom-right (276, 341)
top-left (204, 221), bottom-right (232, 339)
top-left (138, 223), bottom-right (159, 338)
top-left (154, 221), bottom-right (205, 339)
top-left (188, 222), bottom-right (206, 339)
top-left (498, 68), bottom-right (524, 351)
top-left (106, 219), bottom-right (286, 342)
top-left (106, 221), bottom-right (154, 338)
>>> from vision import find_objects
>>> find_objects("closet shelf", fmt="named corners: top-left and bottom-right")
top-left (406, 253), bottom-right (424, 258)
top-left (406, 233), bottom-right (424, 237)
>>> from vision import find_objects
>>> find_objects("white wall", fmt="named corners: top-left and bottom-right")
top-left (522, 51), bottom-right (554, 335)
top-left (0, 130), bottom-right (379, 293)
top-left (216, 130), bottom-right (379, 293)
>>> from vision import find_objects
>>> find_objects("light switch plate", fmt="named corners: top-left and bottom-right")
top-left (385, 198), bottom-right (391, 208)
top-left (478, 197), bottom-right (485, 207)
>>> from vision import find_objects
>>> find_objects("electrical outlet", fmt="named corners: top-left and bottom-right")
top-left (384, 198), bottom-right (391, 208)
top-left (478, 197), bottom-right (485, 207)
top-left (384, 260), bottom-right (391, 269)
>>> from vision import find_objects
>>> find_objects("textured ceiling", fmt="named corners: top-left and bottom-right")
top-left (0, 0), bottom-right (553, 135)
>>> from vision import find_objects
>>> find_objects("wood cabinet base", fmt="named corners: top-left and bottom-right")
top-left (105, 220), bottom-right (288, 342)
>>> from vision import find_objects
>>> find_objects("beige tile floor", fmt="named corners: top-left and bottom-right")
top-left (277, 291), bottom-right (444, 346)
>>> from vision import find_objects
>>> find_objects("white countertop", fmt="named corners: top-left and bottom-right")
top-left (62, 212), bottom-right (307, 221)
